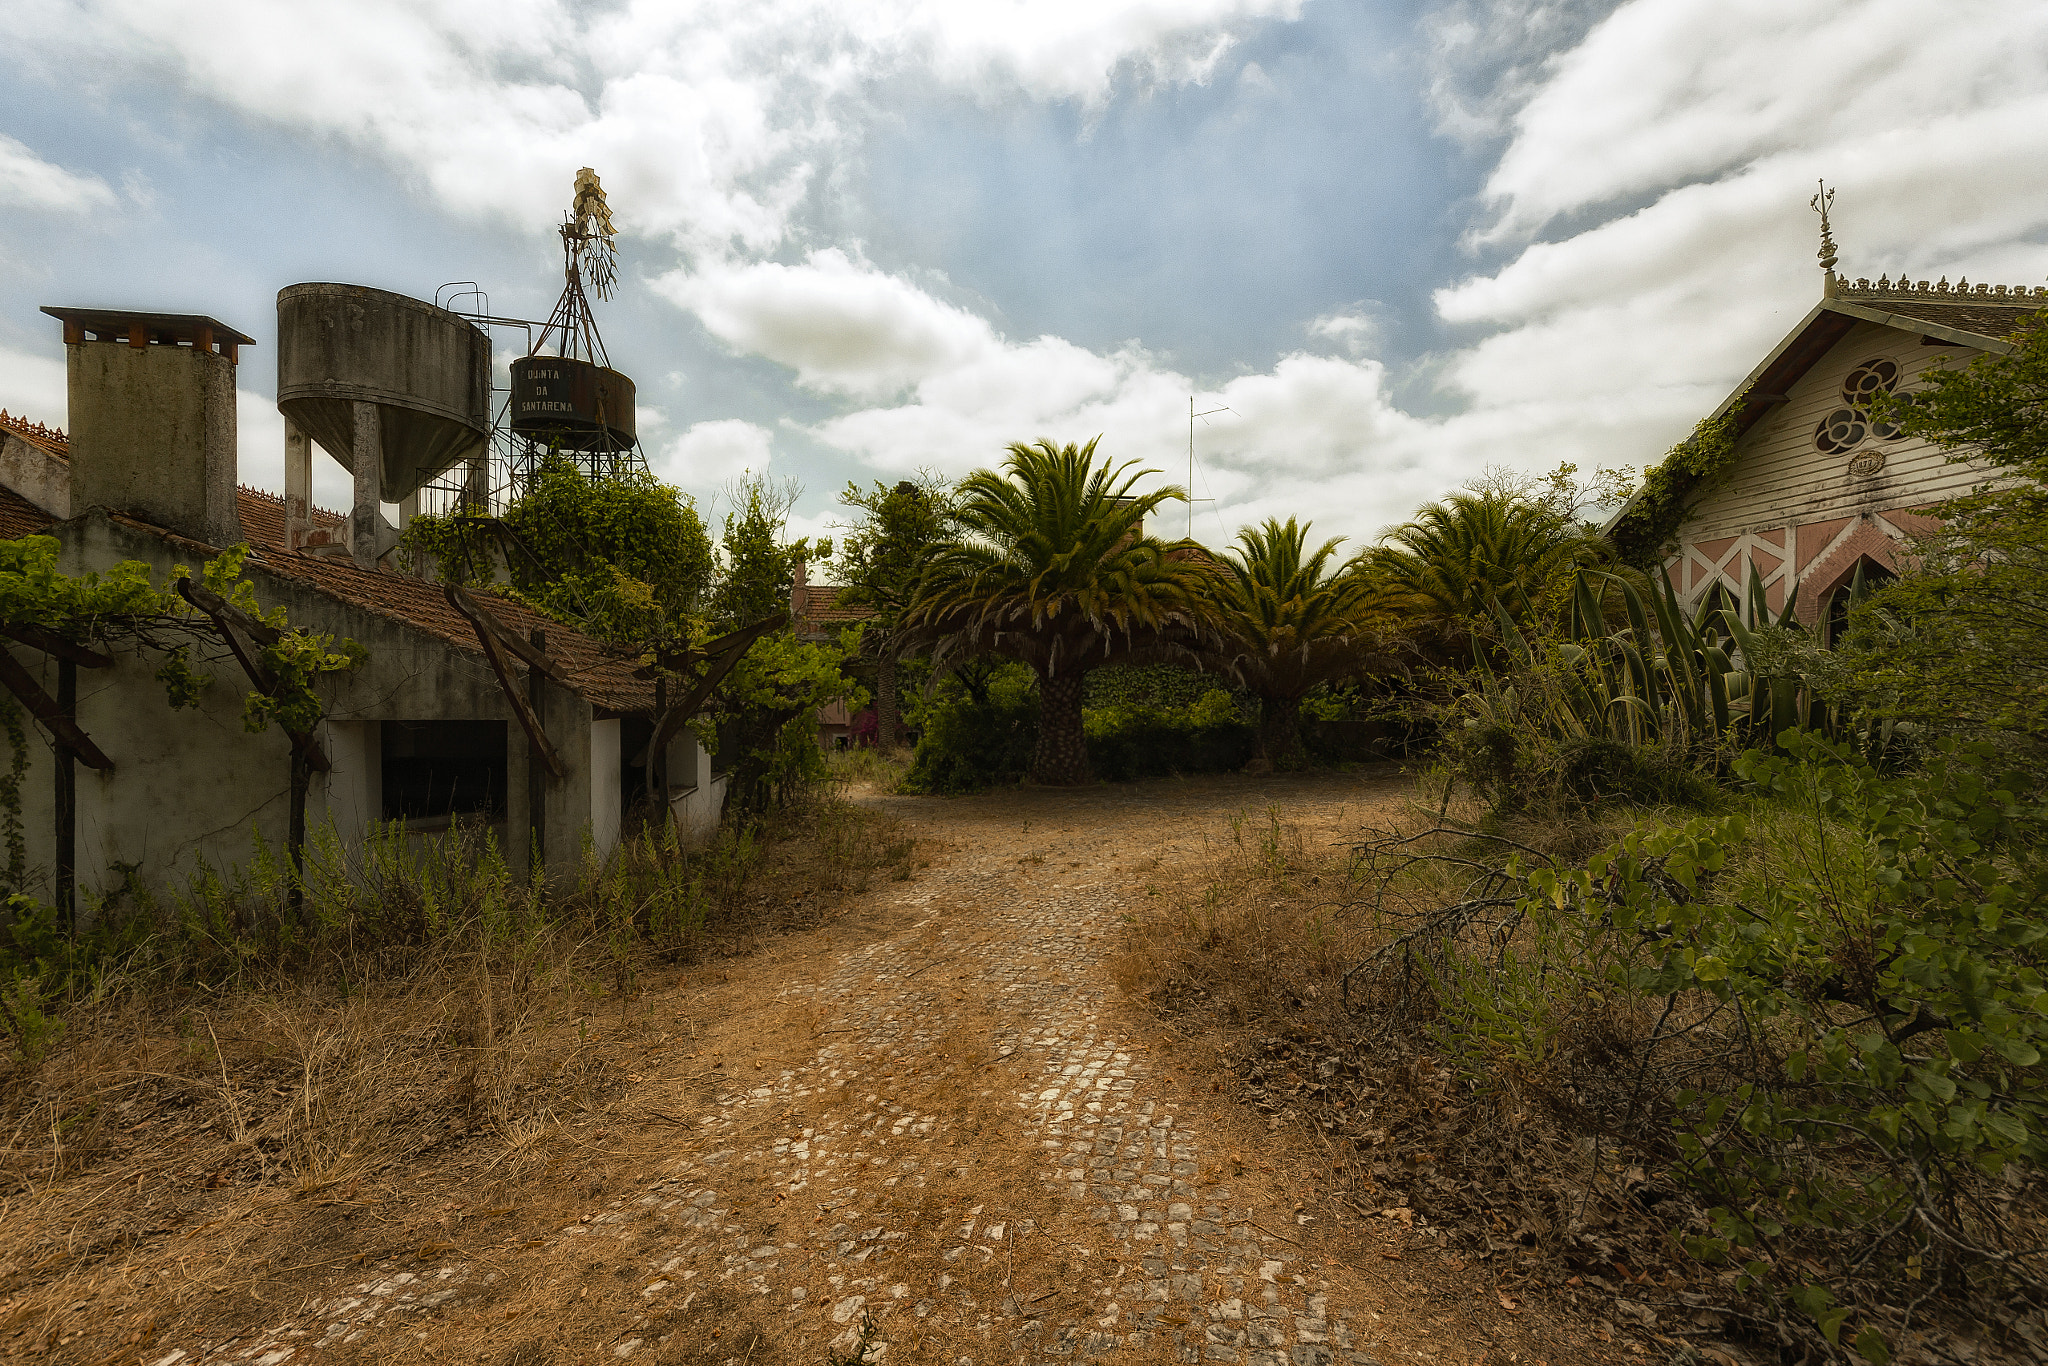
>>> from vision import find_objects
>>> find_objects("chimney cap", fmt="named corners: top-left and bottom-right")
top-left (40, 306), bottom-right (255, 355)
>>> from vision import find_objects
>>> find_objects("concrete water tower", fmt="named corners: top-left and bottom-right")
top-left (275, 283), bottom-right (491, 567)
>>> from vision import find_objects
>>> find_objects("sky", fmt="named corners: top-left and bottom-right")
top-left (2, 0), bottom-right (2045, 554)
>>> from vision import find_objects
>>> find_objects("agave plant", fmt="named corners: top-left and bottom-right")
top-left (903, 438), bottom-right (1208, 785)
top-left (1467, 560), bottom-right (1897, 795)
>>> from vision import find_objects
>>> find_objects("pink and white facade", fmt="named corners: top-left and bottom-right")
top-left (1646, 275), bottom-right (2043, 627)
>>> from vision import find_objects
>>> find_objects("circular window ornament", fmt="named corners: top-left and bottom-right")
top-left (1842, 358), bottom-right (1898, 404)
top-left (1815, 407), bottom-right (1868, 454)
top-left (1842, 357), bottom-right (1903, 439)
top-left (1848, 447), bottom-right (1887, 479)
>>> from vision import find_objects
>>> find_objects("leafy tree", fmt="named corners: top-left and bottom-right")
top-left (904, 438), bottom-right (1204, 786)
top-left (1197, 517), bottom-right (1396, 771)
top-left (707, 474), bottom-right (850, 812)
top-left (1364, 486), bottom-right (1607, 647)
top-left (1853, 310), bottom-right (2048, 752)
top-left (499, 456), bottom-right (715, 647)
top-left (711, 474), bottom-right (827, 632)
top-left (832, 475), bottom-right (958, 750)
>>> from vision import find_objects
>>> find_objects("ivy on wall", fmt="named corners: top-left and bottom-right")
top-left (0, 536), bottom-right (365, 895)
top-left (1608, 390), bottom-right (1747, 570)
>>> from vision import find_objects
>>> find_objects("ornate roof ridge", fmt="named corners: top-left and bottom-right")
top-left (1836, 275), bottom-right (2048, 303)
top-left (0, 409), bottom-right (66, 445)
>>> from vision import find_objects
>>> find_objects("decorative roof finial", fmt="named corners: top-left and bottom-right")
top-left (1811, 180), bottom-right (1839, 295)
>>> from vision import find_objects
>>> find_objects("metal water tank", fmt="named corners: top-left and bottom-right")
top-left (276, 283), bottom-right (491, 501)
top-left (508, 355), bottom-right (636, 451)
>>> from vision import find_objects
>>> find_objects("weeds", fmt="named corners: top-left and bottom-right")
top-left (0, 789), bottom-right (917, 1360)
top-left (1116, 762), bottom-right (2048, 1364)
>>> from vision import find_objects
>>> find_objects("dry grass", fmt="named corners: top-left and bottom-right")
top-left (1109, 791), bottom-right (1705, 1363)
top-left (0, 793), bottom-right (923, 1365)
top-left (1109, 784), bottom-right (2048, 1366)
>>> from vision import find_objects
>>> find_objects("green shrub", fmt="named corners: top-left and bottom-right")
top-left (1083, 693), bottom-right (1256, 781)
top-left (902, 669), bottom-right (1258, 791)
top-left (1509, 732), bottom-right (2048, 1360)
top-left (900, 664), bottom-right (1040, 794)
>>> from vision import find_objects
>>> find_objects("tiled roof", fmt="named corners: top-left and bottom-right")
top-left (795, 583), bottom-right (874, 625)
top-left (234, 484), bottom-right (348, 546)
top-left (0, 410), bottom-right (68, 460)
top-left (1853, 297), bottom-right (2044, 343)
top-left (1, 419), bottom-right (650, 712)
top-left (0, 485), bottom-right (54, 540)
top-left (259, 550), bottom-right (653, 713)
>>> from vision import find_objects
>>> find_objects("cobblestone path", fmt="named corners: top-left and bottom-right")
top-left (169, 773), bottom-right (1402, 1366)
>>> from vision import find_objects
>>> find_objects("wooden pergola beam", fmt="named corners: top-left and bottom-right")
top-left (0, 623), bottom-right (114, 670)
top-left (0, 647), bottom-right (112, 770)
top-left (175, 580), bottom-right (331, 773)
top-left (633, 612), bottom-right (787, 769)
top-left (446, 585), bottom-right (566, 783)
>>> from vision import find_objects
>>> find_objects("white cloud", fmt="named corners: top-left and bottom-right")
top-left (13, 0), bottom-right (1295, 255)
top-left (1306, 308), bottom-right (1381, 356)
top-left (1472, 0), bottom-right (2048, 243)
top-left (656, 417), bottom-right (776, 489)
top-left (661, 250), bottom-right (999, 399)
top-left (0, 134), bottom-right (117, 214)
top-left (0, 346), bottom-right (69, 429)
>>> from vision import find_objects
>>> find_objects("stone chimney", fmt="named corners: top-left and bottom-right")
top-left (40, 307), bottom-right (251, 547)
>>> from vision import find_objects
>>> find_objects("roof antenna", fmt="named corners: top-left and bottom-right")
top-left (1811, 180), bottom-right (1839, 297)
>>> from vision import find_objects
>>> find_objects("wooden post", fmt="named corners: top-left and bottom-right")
top-left (288, 748), bottom-right (308, 923)
top-left (649, 675), bottom-right (666, 808)
top-left (528, 629), bottom-right (546, 880)
top-left (55, 660), bottom-right (75, 937)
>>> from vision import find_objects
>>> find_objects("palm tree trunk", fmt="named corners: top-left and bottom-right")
top-left (1254, 695), bottom-right (1308, 772)
top-left (1031, 669), bottom-right (1090, 785)
top-left (875, 647), bottom-right (900, 751)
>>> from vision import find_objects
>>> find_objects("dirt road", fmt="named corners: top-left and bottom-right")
top-left (161, 771), bottom-right (1554, 1366)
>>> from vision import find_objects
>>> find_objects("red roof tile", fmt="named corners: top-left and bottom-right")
top-left (2, 418), bottom-right (650, 712)
top-left (0, 485), bottom-right (54, 541)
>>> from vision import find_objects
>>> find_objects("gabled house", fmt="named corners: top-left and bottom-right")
top-left (1614, 245), bottom-right (2045, 632)
top-left (0, 301), bottom-right (721, 919)
top-left (789, 561), bottom-right (873, 748)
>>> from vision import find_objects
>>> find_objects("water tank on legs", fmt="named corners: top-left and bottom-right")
top-left (276, 283), bottom-right (491, 501)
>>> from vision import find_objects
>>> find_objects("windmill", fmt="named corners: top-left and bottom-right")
top-left (507, 168), bottom-right (647, 486)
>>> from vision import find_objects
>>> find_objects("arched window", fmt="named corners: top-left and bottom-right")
top-left (1821, 559), bottom-right (1895, 647)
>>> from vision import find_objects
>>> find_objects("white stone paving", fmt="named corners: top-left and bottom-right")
top-left (168, 792), bottom-right (1387, 1365)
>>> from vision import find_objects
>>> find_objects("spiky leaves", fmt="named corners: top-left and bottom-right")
top-left (1200, 518), bottom-right (1396, 770)
top-left (905, 438), bottom-right (1204, 785)
top-left (1366, 490), bottom-right (1607, 647)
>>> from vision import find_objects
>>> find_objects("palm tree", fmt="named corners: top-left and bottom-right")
top-left (1200, 517), bottom-right (1397, 770)
top-left (1365, 490), bottom-right (1606, 644)
top-left (905, 438), bottom-right (1206, 785)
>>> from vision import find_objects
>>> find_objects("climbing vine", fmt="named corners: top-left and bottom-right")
top-left (1608, 388), bottom-right (1747, 569)
top-left (0, 695), bottom-right (24, 893)
top-left (0, 536), bottom-right (366, 876)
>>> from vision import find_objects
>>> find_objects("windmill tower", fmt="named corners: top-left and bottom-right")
top-left (507, 169), bottom-right (648, 488)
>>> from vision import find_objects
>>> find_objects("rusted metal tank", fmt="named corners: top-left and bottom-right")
top-left (276, 283), bottom-right (491, 501)
top-left (508, 355), bottom-right (635, 451)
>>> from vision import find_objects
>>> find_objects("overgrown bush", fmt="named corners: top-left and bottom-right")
top-left (902, 662), bottom-right (1258, 792)
top-left (1339, 734), bottom-right (2048, 1361)
top-left (1083, 694), bottom-right (1256, 781)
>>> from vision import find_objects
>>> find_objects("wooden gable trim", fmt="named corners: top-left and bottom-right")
top-left (1823, 299), bottom-right (2017, 356)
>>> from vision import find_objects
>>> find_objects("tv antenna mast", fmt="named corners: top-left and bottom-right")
top-left (1187, 397), bottom-right (1229, 540)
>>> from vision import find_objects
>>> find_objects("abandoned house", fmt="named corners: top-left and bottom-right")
top-left (0, 289), bottom-right (722, 918)
top-left (790, 559), bottom-right (871, 748)
top-left (1628, 218), bottom-right (2047, 631)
